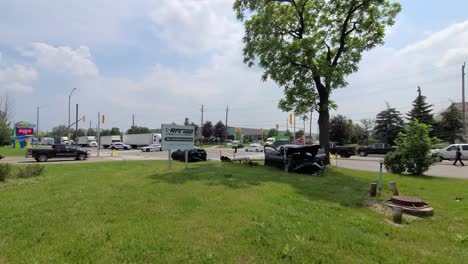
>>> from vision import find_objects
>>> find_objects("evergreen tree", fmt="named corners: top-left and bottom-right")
top-left (213, 121), bottom-right (226, 140)
top-left (436, 104), bottom-right (464, 143)
top-left (202, 121), bottom-right (214, 138)
top-left (407, 86), bottom-right (434, 124)
top-left (374, 103), bottom-right (405, 145)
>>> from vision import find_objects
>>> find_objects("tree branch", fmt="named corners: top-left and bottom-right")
top-left (331, 1), bottom-right (367, 67)
top-left (288, 57), bottom-right (313, 71)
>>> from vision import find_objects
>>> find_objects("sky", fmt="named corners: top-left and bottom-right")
top-left (1, 0), bottom-right (468, 133)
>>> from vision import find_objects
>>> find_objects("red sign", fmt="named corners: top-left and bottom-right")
top-left (16, 128), bottom-right (33, 135)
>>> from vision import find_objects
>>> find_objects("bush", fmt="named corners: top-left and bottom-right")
top-left (384, 120), bottom-right (437, 175)
top-left (384, 151), bottom-right (405, 174)
top-left (15, 164), bottom-right (45, 179)
top-left (0, 163), bottom-right (13, 181)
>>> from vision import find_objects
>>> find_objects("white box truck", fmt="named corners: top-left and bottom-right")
top-left (100, 135), bottom-right (122, 149)
top-left (123, 133), bottom-right (161, 149)
top-left (77, 136), bottom-right (98, 147)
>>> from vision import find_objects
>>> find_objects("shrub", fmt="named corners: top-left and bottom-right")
top-left (384, 151), bottom-right (405, 174)
top-left (15, 164), bottom-right (45, 179)
top-left (0, 163), bottom-right (13, 181)
top-left (384, 120), bottom-right (437, 175)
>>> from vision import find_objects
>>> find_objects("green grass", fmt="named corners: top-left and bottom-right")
top-left (0, 146), bottom-right (27, 157)
top-left (0, 161), bottom-right (467, 263)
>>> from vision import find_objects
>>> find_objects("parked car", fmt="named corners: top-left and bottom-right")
top-left (245, 143), bottom-right (263, 152)
top-left (110, 142), bottom-right (131, 150)
top-left (171, 148), bottom-right (207, 162)
top-left (432, 144), bottom-right (468, 161)
top-left (356, 143), bottom-right (396, 156)
top-left (26, 144), bottom-right (89, 162)
top-left (141, 144), bottom-right (162, 152)
top-left (264, 144), bottom-right (325, 174)
top-left (330, 142), bottom-right (356, 158)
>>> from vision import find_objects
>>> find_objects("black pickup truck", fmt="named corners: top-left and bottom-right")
top-left (329, 142), bottom-right (356, 158)
top-left (356, 143), bottom-right (396, 157)
top-left (26, 144), bottom-right (89, 162)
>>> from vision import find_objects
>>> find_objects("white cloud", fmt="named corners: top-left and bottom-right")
top-left (0, 64), bottom-right (38, 93)
top-left (21, 43), bottom-right (99, 76)
top-left (149, 0), bottom-right (242, 55)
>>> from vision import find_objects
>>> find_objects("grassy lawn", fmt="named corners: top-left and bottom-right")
top-left (0, 161), bottom-right (467, 263)
top-left (0, 146), bottom-right (27, 157)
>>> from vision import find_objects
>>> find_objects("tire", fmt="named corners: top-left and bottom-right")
top-left (37, 154), bottom-right (48, 162)
top-left (146, 149), bottom-right (150, 152)
top-left (124, 147), bottom-right (128, 150)
top-left (359, 151), bottom-right (367, 157)
top-left (77, 153), bottom-right (87, 161)
top-left (111, 147), bottom-right (115, 150)
top-left (255, 149), bottom-right (259, 152)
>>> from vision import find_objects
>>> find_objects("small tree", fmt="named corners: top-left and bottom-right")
top-left (435, 104), bottom-right (463, 143)
top-left (407, 86), bottom-right (434, 125)
top-left (51, 125), bottom-right (69, 137)
top-left (87, 128), bottom-right (96, 136)
top-left (374, 103), bottom-right (404, 145)
top-left (267, 128), bottom-right (279, 138)
top-left (329, 115), bottom-right (353, 145)
top-left (214, 121), bottom-right (226, 141)
top-left (384, 120), bottom-right (437, 175)
top-left (202, 121), bottom-right (214, 138)
top-left (360, 118), bottom-right (375, 145)
top-left (127, 126), bottom-right (149, 134)
top-left (295, 129), bottom-right (304, 139)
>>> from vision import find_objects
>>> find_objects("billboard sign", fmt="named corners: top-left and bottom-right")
top-left (161, 124), bottom-right (195, 151)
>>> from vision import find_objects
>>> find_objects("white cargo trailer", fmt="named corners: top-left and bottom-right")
top-left (77, 136), bottom-right (97, 147)
top-left (123, 133), bottom-right (161, 149)
top-left (100, 135), bottom-right (122, 148)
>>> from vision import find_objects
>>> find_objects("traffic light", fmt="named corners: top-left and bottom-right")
top-left (82, 115), bottom-right (86, 122)
top-left (289, 112), bottom-right (293, 125)
top-left (102, 114), bottom-right (105, 124)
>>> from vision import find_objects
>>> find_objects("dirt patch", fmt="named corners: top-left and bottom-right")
top-left (365, 200), bottom-right (420, 220)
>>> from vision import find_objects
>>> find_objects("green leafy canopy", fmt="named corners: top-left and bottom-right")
top-left (234, 0), bottom-right (402, 115)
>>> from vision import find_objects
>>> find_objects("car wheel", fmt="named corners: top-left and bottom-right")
top-left (255, 149), bottom-right (259, 152)
top-left (111, 147), bottom-right (115, 150)
top-left (124, 147), bottom-right (128, 150)
top-left (146, 149), bottom-right (150, 152)
top-left (359, 151), bottom-right (367, 157)
top-left (439, 156), bottom-right (444, 162)
top-left (38, 154), bottom-right (48, 162)
top-left (78, 153), bottom-right (87, 161)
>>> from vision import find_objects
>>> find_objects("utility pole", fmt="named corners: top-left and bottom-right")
top-left (97, 112), bottom-right (101, 157)
top-left (36, 107), bottom-right (40, 140)
top-left (75, 104), bottom-right (79, 142)
top-left (200, 104), bottom-right (204, 144)
top-left (293, 113), bottom-right (296, 141)
top-left (225, 105), bottom-right (229, 144)
top-left (463, 62), bottom-right (466, 140)
top-left (132, 114), bottom-right (135, 127)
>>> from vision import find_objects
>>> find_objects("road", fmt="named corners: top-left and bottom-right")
top-left (334, 155), bottom-right (468, 179)
top-left (3, 147), bottom-right (264, 164)
top-left (4, 148), bottom-right (467, 179)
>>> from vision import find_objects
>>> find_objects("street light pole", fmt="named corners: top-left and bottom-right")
top-left (68, 88), bottom-right (77, 139)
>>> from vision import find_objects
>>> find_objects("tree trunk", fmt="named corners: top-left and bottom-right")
top-left (318, 91), bottom-right (331, 164)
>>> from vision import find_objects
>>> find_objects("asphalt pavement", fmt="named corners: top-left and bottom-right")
top-left (334, 155), bottom-right (468, 179)
top-left (4, 148), bottom-right (467, 179)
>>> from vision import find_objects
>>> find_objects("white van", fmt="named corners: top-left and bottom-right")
top-left (436, 144), bottom-right (468, 161)
top-left (265, 137), bottom-right (275, 146)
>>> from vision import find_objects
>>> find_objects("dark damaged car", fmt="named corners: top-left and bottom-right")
top-left (264, 144), bottom-right (326, 175)
top-left (171, 148), bottom-right (207, 162)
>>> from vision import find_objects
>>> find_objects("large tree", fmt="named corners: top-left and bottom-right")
top-left (51, 125), bottom-right (69, 137)
top-left (407, 86), bottom-right (434, 125)
top-left (360, 118), bottom-right (375, 144)
top-left (267, 128), bottom-right (279, 138)
top-left (435, 104), bottom-right (464, 144)
top-left (234, 0), bottom-right (401, 161)
top-left (374, 103), bottom-right (404, 145)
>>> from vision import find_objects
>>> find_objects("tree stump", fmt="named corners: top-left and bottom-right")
top-left (369, 183), bottom-right (377, 197)
top-left (393, 207), bottom-right (403, 224)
